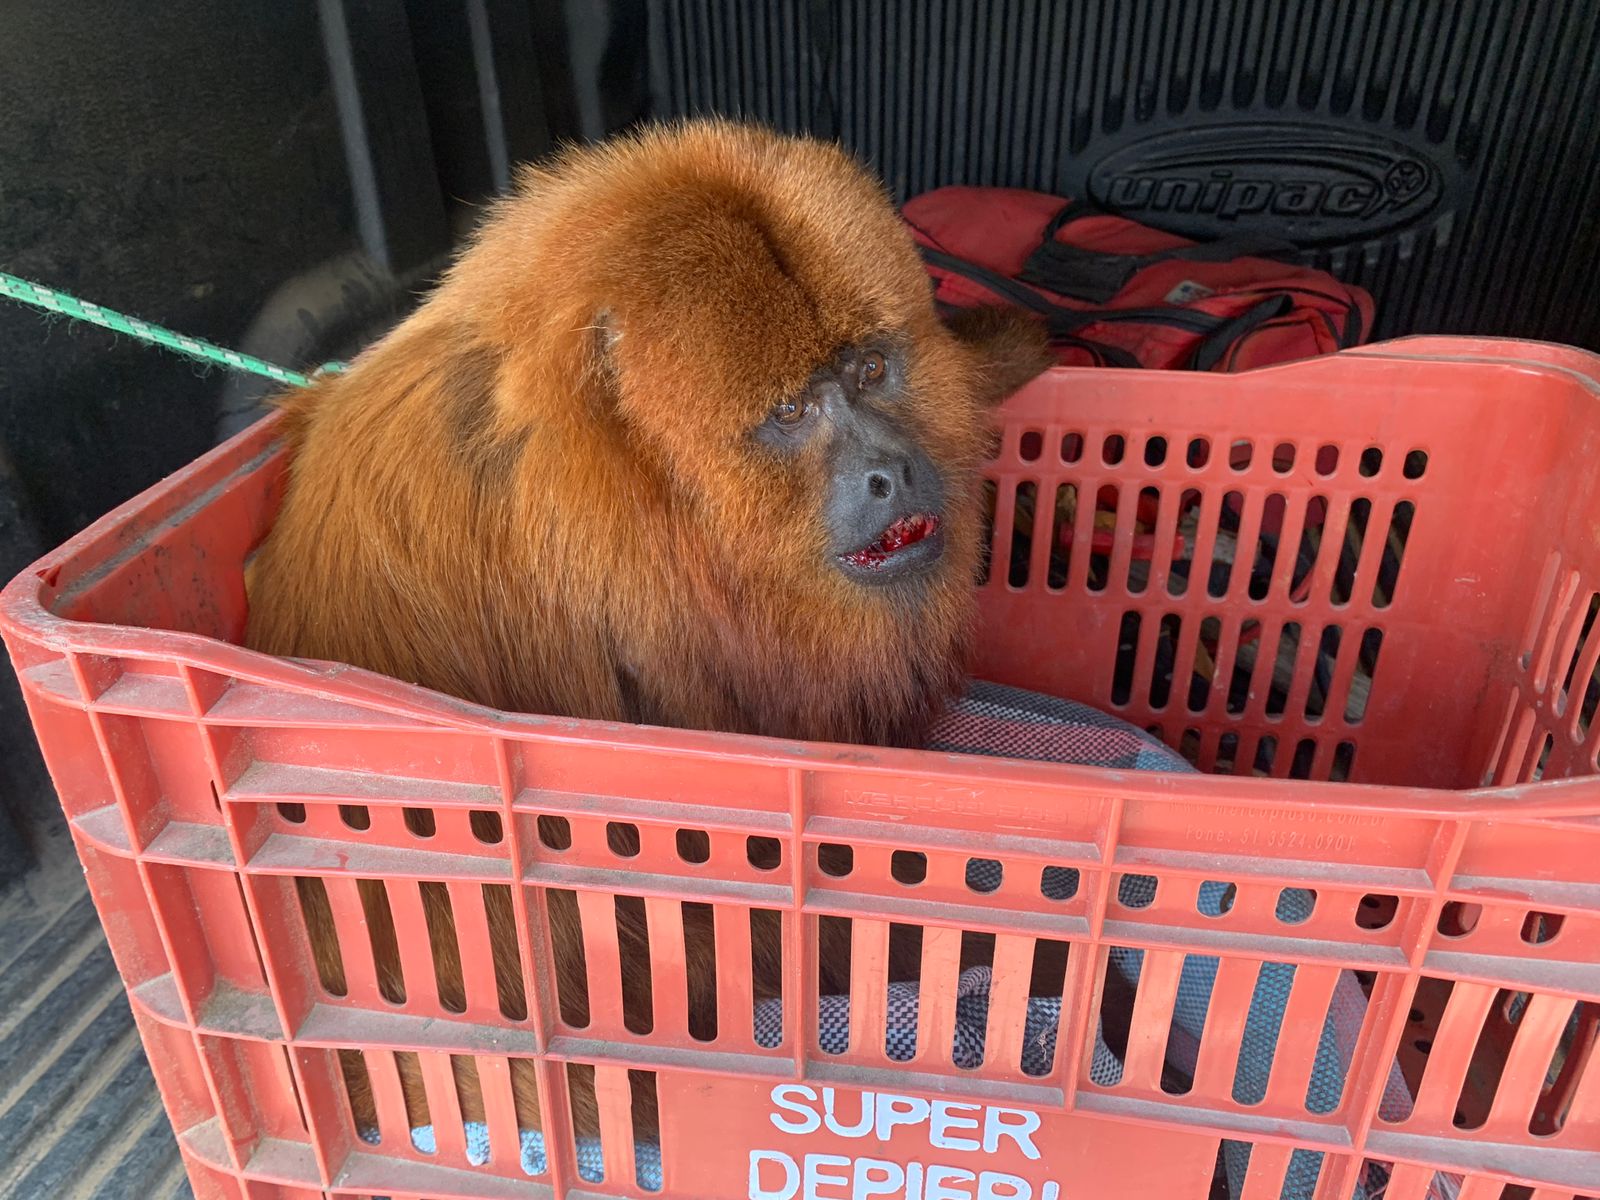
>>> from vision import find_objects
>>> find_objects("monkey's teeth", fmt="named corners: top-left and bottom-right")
top-left (844, 513), bottom-right (941, 567)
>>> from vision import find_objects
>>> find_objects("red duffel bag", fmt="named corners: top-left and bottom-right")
top-left (902, 186), bottom-right (1374, 371)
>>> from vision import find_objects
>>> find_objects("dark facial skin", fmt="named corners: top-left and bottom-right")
top-left (756, 339), bottom-right (948, 586)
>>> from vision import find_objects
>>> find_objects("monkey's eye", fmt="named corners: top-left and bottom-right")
top-left (860, 352), bottom-right (887, 386)
top-left (772, 399), bottom-right (808, 427)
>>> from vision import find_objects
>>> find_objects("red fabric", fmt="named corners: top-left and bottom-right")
top-left (903, 185), bottom-right (1374, 371)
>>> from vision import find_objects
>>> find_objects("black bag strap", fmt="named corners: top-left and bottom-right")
top-left (1048, 333), bottom-right (1143, 370)
top-left (1188, 294), bottom-right (1295, 371)
top-left (919, 244), bottom-right (1239, 331)
top-left (1037, 198), bottom-right (1099, 241)
top-left (918, 242), bottom-right (1297, 371)
top-left (919, 244), bottom-right (1086, 327)
top-left (1020, 201), bottom-right (1299, 304)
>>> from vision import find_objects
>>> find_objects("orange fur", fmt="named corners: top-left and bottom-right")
top-left (245, 119), bottom-right (1049, 1143)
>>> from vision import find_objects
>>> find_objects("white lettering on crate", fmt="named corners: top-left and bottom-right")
top-left (841, 788), bottom-right (1071, 827)
top-left (1204, 805), bottom-right (1383, 827)
top-left (751, 1086), bottom-right (1062, 1200)
top-left (1182, 804), bottom-right (1382, 854)
top-left (1183, 823), bottom-right (1364, 853)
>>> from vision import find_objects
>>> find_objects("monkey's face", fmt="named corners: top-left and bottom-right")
top-left (583, 208), bottom-right (1014, 605)
top-left (751, 337), bottom-right (953, 586)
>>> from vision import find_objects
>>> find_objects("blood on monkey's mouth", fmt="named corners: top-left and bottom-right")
top-left (839, 513), bottom-right (943, 571)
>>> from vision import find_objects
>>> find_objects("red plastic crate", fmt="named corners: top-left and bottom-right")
top-left (4, 335), bottom-right (1600, 1200)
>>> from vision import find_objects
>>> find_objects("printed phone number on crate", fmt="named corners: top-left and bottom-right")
top-left (1184, 824), bottom-right (1362, 853)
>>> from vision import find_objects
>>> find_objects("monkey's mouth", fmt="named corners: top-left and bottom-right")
top-left (837, 513), bottom-right (944, 577)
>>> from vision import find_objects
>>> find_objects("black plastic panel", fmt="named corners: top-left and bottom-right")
top-left (647, 0), bottom-right (1600, 347)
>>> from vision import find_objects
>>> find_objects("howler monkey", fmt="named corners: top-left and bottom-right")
top-left (245, 119), bottom-right (1051, 1148)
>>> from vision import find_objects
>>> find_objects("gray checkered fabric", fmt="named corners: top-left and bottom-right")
top-left (753, 966), bottom-right (1124, 1083)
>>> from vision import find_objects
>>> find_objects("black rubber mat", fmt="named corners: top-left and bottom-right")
top-left (647, 0), bottom-right (1600, 349)
top-left (0, 857), bottom-right (190, 1199)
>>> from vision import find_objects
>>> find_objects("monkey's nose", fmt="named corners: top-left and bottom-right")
top-left (864, 460), bottom-right (913, 501)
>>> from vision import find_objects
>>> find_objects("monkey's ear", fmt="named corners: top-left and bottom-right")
top-left (943, 304), bottom-right (1054, 407)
